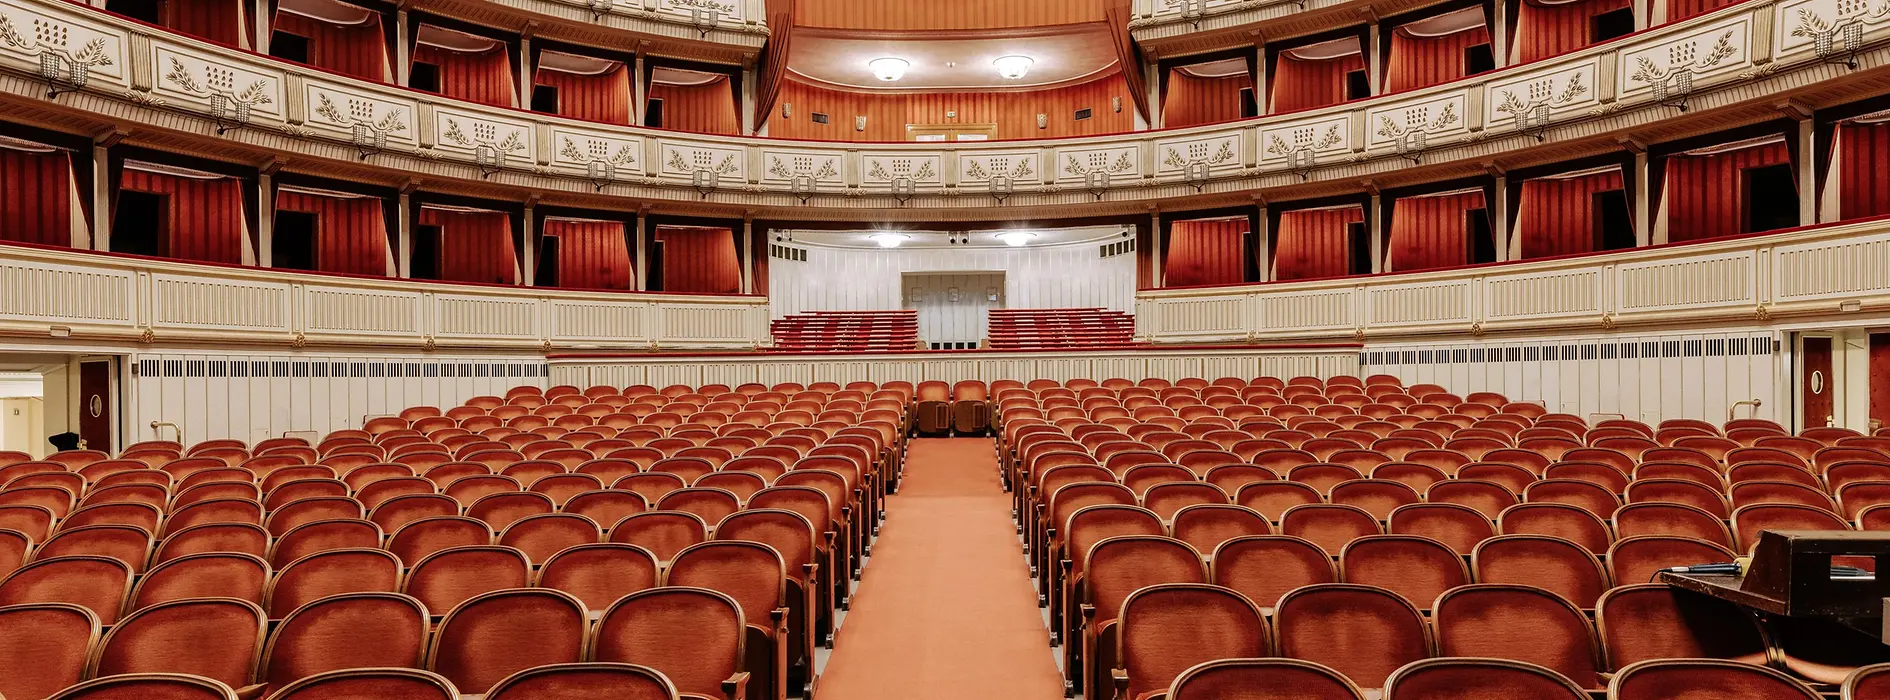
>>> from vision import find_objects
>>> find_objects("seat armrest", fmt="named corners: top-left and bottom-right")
top-left (724, 671), bottom-right (752, 700)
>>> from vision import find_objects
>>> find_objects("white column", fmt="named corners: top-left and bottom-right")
top-left (1255, 204), bottom-right (1272, 282)
top-left (1634, 0), bottom-right (1650, 29)
top-left (1369, 192), bottom-right (1386, 273)
top-left (395, 11), bottom-right (410, 86)
top-left (1367, 23), bottom-right (1382, 95)
top-left (256, 169), bottom-right (274, 268)
top-left (90, 136), bottom-right (116, 252)
top-left (1798, 117), bottom-right (1817, 226)
top-left (1252, 43), bottom-right (1267, 116)
top-left (633, 55), bottom-right (648, 126)
top-left (521, 199), bottom-right (537, 286)
top-left (741, 61), bottom-right (758, 135)
top-left (739, 218), bottom-right (754, 293)
top-left (634, 212), bottom-right (648, 290)
top-left (1634, 150), bottom-right (1653, 246)
top-left (518, 33), bottom-right (534, 111)
top-left (254, 0), bottom-right (271, 53)
top-left (1146, 61), bottom-right (1163, 127)
top-left (396, 186), bottom-right (414, 278)
top-left (1150, 211), bottom-right (1164, 287)
top-left (1493, 1), bottom-right (1510, 69)
top-left (1493, 175), bottom-right (1514, 261)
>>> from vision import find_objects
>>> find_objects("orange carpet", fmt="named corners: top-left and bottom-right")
top-left (815, 437), bottom-right (1066, 700)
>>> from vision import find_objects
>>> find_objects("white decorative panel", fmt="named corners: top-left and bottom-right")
top-left (1259, 116), bottom-right (1349, 165)
top-left (1365, 92), bottom-right (1470, 150)
top-left (658, 140), bottom-right (744, 183)
top-left (860, 152), bottom-right (942, 189)
top-left (768, 241), bottom-right (1135, 322)
top-left (546, 127), bottom-right (643, 181)
top-left (150, 274), bottom-right (291, 331)
top-left (1484, 269), bottom-right (1603, 320)
top-left (303, 83), bottom-right (417, 148)
top-left (958, 150), bottom-right (1039, 186)
top-left (1258, 290), bottom-right (1353, 331)
top-left (659, 304), bottom-right (756, 344)
top-left (656, 0), bottom-right (742, 22)
top-left (1367, 281), bottom-right (1474, 325)
top-left (1616, 251), bottom-right (1756, 311)
top-left (304, 286), bottom-right (423, 335)
top-left (758, 149), bottom-right (842, 188)
top-left (1154, 129), bottom-right (1243, 178)
top-left (549, 300), bottom-right (646, 342)
top-left (433, 295), bottom-right (538, 338)
top-left (1152, 297), bottom-right (1245, 336)
top-left (1774, 0), bottom-right (1886, 58)
top-left (0, 0), bottom-right (127, 87)
top-left (1149, 0), bottom-right (1240, 16)
top-left (0, 258), bottom-right (135, 324)
top-left (1619, 15), bottom-right (1752, 97)
top-left (1772, 231), bottom-right (1890, 301)
top-left (432, 108), bottom-right (533, 167)
top-left (1485, 61), bottom-right (1599, 128)
top-left (154, 45), bottom-right (284, 121)
top-left (1054, 145), bottom-right (1140, 183)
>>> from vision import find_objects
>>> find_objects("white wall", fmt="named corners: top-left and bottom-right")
top-left (1, 398), bottom-right (44, 458)
top-left (129, 352), bottom-right (548, 446)
top-left (1363, 330), bottom-right (1783, 426)
top-left (906, 273), bottom-right (1005, 346)
top-left (768, 241), bottom-right (1136, 320)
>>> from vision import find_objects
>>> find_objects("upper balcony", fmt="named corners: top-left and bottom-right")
top-left (0, 0), bottom-right (1885, 220)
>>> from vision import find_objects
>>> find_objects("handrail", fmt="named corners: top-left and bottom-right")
top-left (0, 0), bottom-right (1856, 214)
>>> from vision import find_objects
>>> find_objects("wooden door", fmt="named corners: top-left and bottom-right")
top-left (1802, 336), bottom-right (1834, 430)
top-left (1872, 333), bottom-right (1890, 431)
top-left (78, 359), bottom-right (112, 452)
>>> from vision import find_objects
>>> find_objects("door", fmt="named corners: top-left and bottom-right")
top-left (78, 359), bottom-right (112, 453)
top-left (906, 124), bottom-right (999, 142)
top-left (1802, 336), bottom-right (1835, 430)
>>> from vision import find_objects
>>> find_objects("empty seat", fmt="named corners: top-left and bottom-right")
top-left (1273, 583), bottom-right (1431, 690)
top-left (536, 543), bottom-right (661, 612)
top-left (92, 597), bottom-right (266, 689)
top-left (1115, 583), bottom-right (1269, 700)
top-left (1473, 535), bottom-right (1610, 607)
top-left (403, 545), bottom-right (531, 614)
top-left (592, 587), bottom-right (748, 700)
top-left (261, 668), bottom-right (460, 700)
top-left (387, 516), bottom-right (492, 566)
top-left (1280, 504), bottom-right (1382, 555)
top-left (258, 592), bottom-right (431, 696)
top-left (268, 519), bottom-right (384, 569)
top-left (1498, 503), bottom-right (1613, 554)
top-left (484, 662), bottom-right (680, 700)
top-left (428, 588), bottom-right (588, 695)
top-left (1339, 535), bottom-right (1468, 611)
top-left (1612, 502), bottom-right (1735, 549)
top-left (265, 548), bottom-right (403, 618)
top-left (48, 674), bottom-right (238, 700)
top-left (153, 522), bottom-right (270, 565)
top-left (498, 513), bottom-right (603, 564)
top-left (1609, 659), bottom-right (1821, 700)
top-left (1595, 584), bottom-right (1768, 670)
top-left (33, 524), bottom-right (152, 573)
top-left (1383, 658), bottom-right (1588, 700)
top-left (609, 511), bottom-right (710, 562)
top-left (466, 491), bottom-right (558, 530)
top-left (129, 552), bottom-right (268, 611)
top-left (1606, 536), bottom-right (1736, 586)
top-left (1432, 584), bottom-right (1602, 688)
top-left (0, 555), bottom-right (132, 624)
top-left (0, 602), bottom-right (97, 700)
top-left (1164, 658), bottom-right (1365, 700)
top-left (1168, 504), bottom-right (1271, 555)
top-left (1210, 535), bottom-right (1336, 612)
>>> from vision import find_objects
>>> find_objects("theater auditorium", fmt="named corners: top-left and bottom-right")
top-left (1, 0), bottom-right (1889, 697)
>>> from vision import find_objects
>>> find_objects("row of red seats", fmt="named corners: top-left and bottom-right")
top-left (986, 308), bottom-right (1134, 350)
top-left (770, 310), bottom-right (920, 352)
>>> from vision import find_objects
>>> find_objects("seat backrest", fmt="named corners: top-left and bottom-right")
top-left (1473, 534), bottom-right (1611, 607)
top-left (263, 668), bottom-right (459, 700)
top-left (713, 509), bottom-right (819, 585)
top-left (485, 662), bottom-right (680, 700)
top-left (1169, 503), bottom-right (1272, 555)
top-left (0, 602), bottom-right (98, 700)
top-left (592, 586), bottom-right (745, 699)
top-left (1609, 659), bottom-right (1822, 700)
top-left (34, 524), bottom-right (153, 573)
top-left (1386, 503), bottom-right (1495, 555)
top-left (1499, 502), bottom-right (1613, 554)
top-left (1280, 504), bottom-right (1382, 555)
top-left (265, 547), bottom-right (403, 618)
top-left (498, 513), bottom-right (603, 565)
top-left (1338, 535), bottom-right (1468, 611)
top-left (1118, 583), bottom-right (1269, 700)
top-left (129, 552), bottom-right (268, 611)
top-left (1273, 583), bottom-right (1431, 689)
top-left (49, 674), bottom-right (237, 700)
top-left (403, 545), bottom-right (531, 614)
top-left (608, 511), bottom-right (710, 562)
top-left (269, 519), bottom-right (385, 569)
top-left (91, 597), bottom-right (266, 688)
top-left (664, 541), bottom-right (787, 630)
top-left (536, 543), bottom-right (661, 611)
top-left (428, 588), bottom-right (588, 695)
top-left (1209, 535), bottom-right (1336, 610)
top-left (0, 555), bottom-right (132, 624)
top-left (1595, 584), bottom-right (1768, 671)
top-left (1384, 658), bottom-right (1588, 700)
top-left (1086, 536), bottom-right (1207, 624)
top-left (1605, 535), bottom-right (1735, 586)
top-left (1432, 584), bottom-right (1601, 688)
top-left (1165, 658), bottom-right (1364, 700)
top-left (260, 592), bottom-right (431, 695)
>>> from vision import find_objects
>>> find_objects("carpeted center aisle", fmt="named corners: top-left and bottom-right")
top-left (814, 437), bottom-right (1065, 700)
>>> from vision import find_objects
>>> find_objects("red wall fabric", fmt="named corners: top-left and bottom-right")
top-left (1666, 0), bottom-right (1738, 22)
top-left (1517, 169), bottom-right (1625, 258)
top-left (420, 208), bottom-right (516, 284)
top-left (792, 0), bottom-right (1103, 29)
top-left (657, 226), bottom-right (740, 294)
top-left (1386, 25), bottom-right (1491, 92)
top-left (648, 78), bottom-right (740, 135)
top-left (1514, 0), bottom-right (1631, 64)
top-left (544, 218), bottom-right (631, 290)
top-left (1164, 218), bottom-right (1247, 287)
top-left (1163, 72), bottom-right (1251, 128)
top-left (0, 148), bottom-right (75, 247)
top-left (413, 43), bottom-right (515, 108)
top-left (1389, 190), bottom-right (1486, 271)
top-left (1274, 206), bottom-right (1363, 280)
top-left (274, 190), bottom-right (389, 276)
top-left (1271, 52), bottom-right (1365, 113)
top-left (272, 11), bottom-right (389, 83)
top-left (166, 0), bottom-right (245, 47)
top-left (1838, 122), bottom-right (1890, 220)
top-left (534, 65), bottom-right (631, 125)
top-left (769, 75), bottom-right (1134, 140)
top-left (1662, 140), bottom-right (1792, 243)
top-left (120, 167), bottom-right (248, 264)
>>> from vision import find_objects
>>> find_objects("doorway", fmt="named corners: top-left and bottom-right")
top-left (1801, 335), bottom-right (1835, 430)
top-left (903, 272), bottom-right (1005, 349)
top-left (79, 358), bottom-right (115, 452)
top-left (0, 354), bottom-right (114, 458)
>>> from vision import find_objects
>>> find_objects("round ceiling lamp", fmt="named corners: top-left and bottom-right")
top-left (993, 55), bottom-right (1034, 80)
top-left (994, 231), bottom-right (1037, 247)
top-left (869, 232), bottom-right (910, 248)
top-left (868, 57), bottom-right (909, 82)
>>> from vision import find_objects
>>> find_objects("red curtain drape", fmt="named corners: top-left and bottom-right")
top-left (1389, 189), bottom-right (1486, 271)
top-left (413, 42), bottom-right (516, 108)
top-left (534, 65), bottom-right (631, 125)
top-left (648, 78), bottom-right (741, 135)
top-left (1517, 169), bottom-right (1625, 258)
top-left (1271, 51), bottom-right (1364, 113)
top-left (274, 189), bottom-right (390, 276)
top-left (421, 207), bottom-right (516, 284)
top-left (1274, 206), bottom-right (1362, 280)
top-left (0, 147), bottom-right (76, 247)
top-left (1662, 139), bottom-right (1792, 243)
top-left (1666, 0), bottom-right (1738, 22)
top-left (1164, 218), bottom-right (1247, 287)
top-left (1106, 0), bottom-right (1150, 123)
top-left (166, 0), bottom-right (246, 47)
top-left (273, 10), bottom-right (389, 83)
top-left (1386, 25), bottom-right (1491, 92)
top-left (755, 0), bottom-right (794, 130)
top-left (1514, 0), bottom-right (1630, 64)
top-left (120, 166), bottom-right (248, 264)
top-left (1837, 121), bottom-right (1890, 220)
top-left (1163, 72), bottom-right (1251, 128)
top-left (657, 226), bottom-right (741, 294)
top-left (544, 218), bottom-right (631, 290)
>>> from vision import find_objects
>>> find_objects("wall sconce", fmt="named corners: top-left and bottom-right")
top-left (1112, 96), bottom-right (1122, 113)
top-left (690, 8), bottom-right (719, 37)
top-left (37, 52), bottom-right (90, 99)
top-left (474, 144), bottom-right (503, 178)
top-left (781, 102), bottom-right (792, 119)
top-left (691, 169), bottom-right (718, 198)
top-left (210, 94), bottom-right (253, 135)
top-left (586, 160), bottom-right (616, 191)
top-left (1036, 113), bottom-right (1048, 129)
top-left (854, 115), bottom-right (868, 132)
top-left (586, 0), bottom-right (612, 19)
top-left (989, 175), bottom-right (1014, 204)
top-left (890, 176), bottom-right (916, 205)
top-left (1651, 70), bottom-right (1693, 112)
top-left (1394, 130), bottom-right (1427, 165)
top-left (1085, 171), bottom-right (1110, 199)
top-left (789, 174), bottom-right (815, 204)
top-left (1515, 104), bottom-right (1551, 142)
top-left (1184, 161), bottom-right (1210, 192)
top-left (350, 123), bottom-right (387, 160)
top-left (946, 287), bottom-right (962, 303)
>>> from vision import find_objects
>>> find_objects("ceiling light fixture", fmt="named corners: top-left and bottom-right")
top-left (993, 55), bottom-right (1033, 80)
top-left (868, 57), bottom-right (909, 82)
top-left (869, 232), bottom-right (910, 248)
top-left (994, 231), bottom-right (1037, 247)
